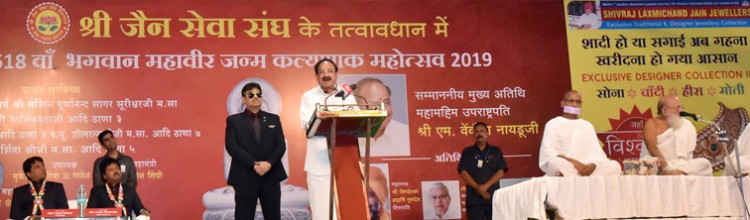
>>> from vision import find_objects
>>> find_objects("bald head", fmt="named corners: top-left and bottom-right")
top-left (354, 77), bottom-right (393, 137)
top-left (354, 77), bottom-right (392, 109)
top-left (355, 78), bottom-right (391, 96)
top-left (562, 90), bottom-right (580, 100)
top-left (560, 90), bottom-right (583, 118)
top-left (657, 95), bottom-right (682, 116)
top-left (561, 90), bottom-right (582, 108)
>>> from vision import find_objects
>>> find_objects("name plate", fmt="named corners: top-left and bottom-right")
top-left (86, 208), bottom-right (122, 217)
top-left (41, 209), bottom-right (77, 218)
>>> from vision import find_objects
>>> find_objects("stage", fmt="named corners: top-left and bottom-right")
top-left (493, 176), bottom-right (750, 220)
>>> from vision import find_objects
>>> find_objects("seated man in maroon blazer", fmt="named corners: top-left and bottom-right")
top-left (87, 157), bottom-right (151, 217)
top-left (10, 156), bottom-right (69, 220)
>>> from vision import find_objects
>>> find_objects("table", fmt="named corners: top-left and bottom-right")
top-left (492, 176), bottom-right (750, 219)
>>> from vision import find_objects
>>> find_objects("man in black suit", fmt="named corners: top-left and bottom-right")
top-left (10, 156), bottom-right (69, 220)
top-left (225, 82), bottom-right (288, 220)
top-left (87, 158), bottom-right (151, 217)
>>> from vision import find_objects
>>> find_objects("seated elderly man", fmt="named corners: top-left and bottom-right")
top-left (539, 90), bottom-right (621, 176)
top-left (726, 123), bottom-right (750, 175)
top-left (641, 95), bottom-right (712, 176)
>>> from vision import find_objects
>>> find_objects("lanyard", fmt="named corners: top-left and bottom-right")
top-left (475, 148), bottom-right (490, 162)
top-left (105, 183), bottom-right (127, 216)
top-left (29, 180), bottom-right (47, 215)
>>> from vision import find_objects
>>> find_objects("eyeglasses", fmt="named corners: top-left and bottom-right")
top-left (245, 93), bottom-right (262, 98)
top-left (564, 99), bottom-right (583, 104)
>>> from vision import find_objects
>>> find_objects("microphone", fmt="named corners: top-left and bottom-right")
top-left (681, 111), bottom-right (722, 129)
top-left (322, 87), bottom-right (341, 111)
top-left (679, 111), bottom-right (701, 121)
top-left (335, 83), bottom-right (357, 99)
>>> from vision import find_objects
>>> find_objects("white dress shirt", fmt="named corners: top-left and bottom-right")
top-left (300, 85), bottom-right (358, 175)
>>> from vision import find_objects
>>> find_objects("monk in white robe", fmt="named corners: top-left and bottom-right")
top-left (641, 95), bottom-right (712, 176)
top-left (539, 91), bottom-right (621, 176)
top-left (726, 123), bottom-right (750, 175)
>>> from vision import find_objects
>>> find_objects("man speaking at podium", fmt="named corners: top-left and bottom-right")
top-left (299, 58), bottom-right (357, 220)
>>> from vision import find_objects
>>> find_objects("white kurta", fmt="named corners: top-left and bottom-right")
top-left (424, 208), bottom-right (461, 220)
top-left (727, 123), bottom-right (750, 175)
top-left (299, 85), bottom-right (357, 220)
top-left (539, 116), bottom-right (621, 176)
top-left (575, 13), bottom-right (601, 29)
top-left (358, 120), bottom-right (410, 157)
top-left (300, 85), bottom-right (359, 175)
top-left (641, 118), bottom-right (712, 176)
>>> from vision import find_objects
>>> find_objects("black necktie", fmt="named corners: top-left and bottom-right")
top-left (250, 116), bottom-right (261, 142)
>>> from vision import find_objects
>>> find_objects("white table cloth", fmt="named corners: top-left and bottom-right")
top-left (493, 176), bottom-right (750, 220)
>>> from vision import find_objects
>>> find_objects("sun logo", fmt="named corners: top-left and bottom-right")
top-left (27, 2), bottom-right (70, 44)
top-left (596, 106), bottom-right (652, 162)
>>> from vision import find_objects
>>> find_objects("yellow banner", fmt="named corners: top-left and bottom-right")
top-left (565, 0), bottom-right (750, 173)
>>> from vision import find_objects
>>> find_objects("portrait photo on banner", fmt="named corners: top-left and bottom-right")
top-left (339, 74), bottom-right (411, 157)
top-left (368, 163), bottom-right (391, 220)
top-left (568, 0), bottom-right (602, 30)
top-left (421, 180), bottom-right (460, 220)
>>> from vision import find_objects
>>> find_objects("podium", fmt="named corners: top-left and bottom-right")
top-left (306, 103), bottom-right (387, 220)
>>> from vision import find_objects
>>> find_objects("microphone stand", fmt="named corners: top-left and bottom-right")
top-left (696, 118), bottom-right (749, 219)
top-left (349, 94), bottom-right (368, 107)
top-left (322, 88), bottom-right (340, 111)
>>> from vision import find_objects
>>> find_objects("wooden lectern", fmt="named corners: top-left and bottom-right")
top-left (306, 103), bottom-right (387, 220)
